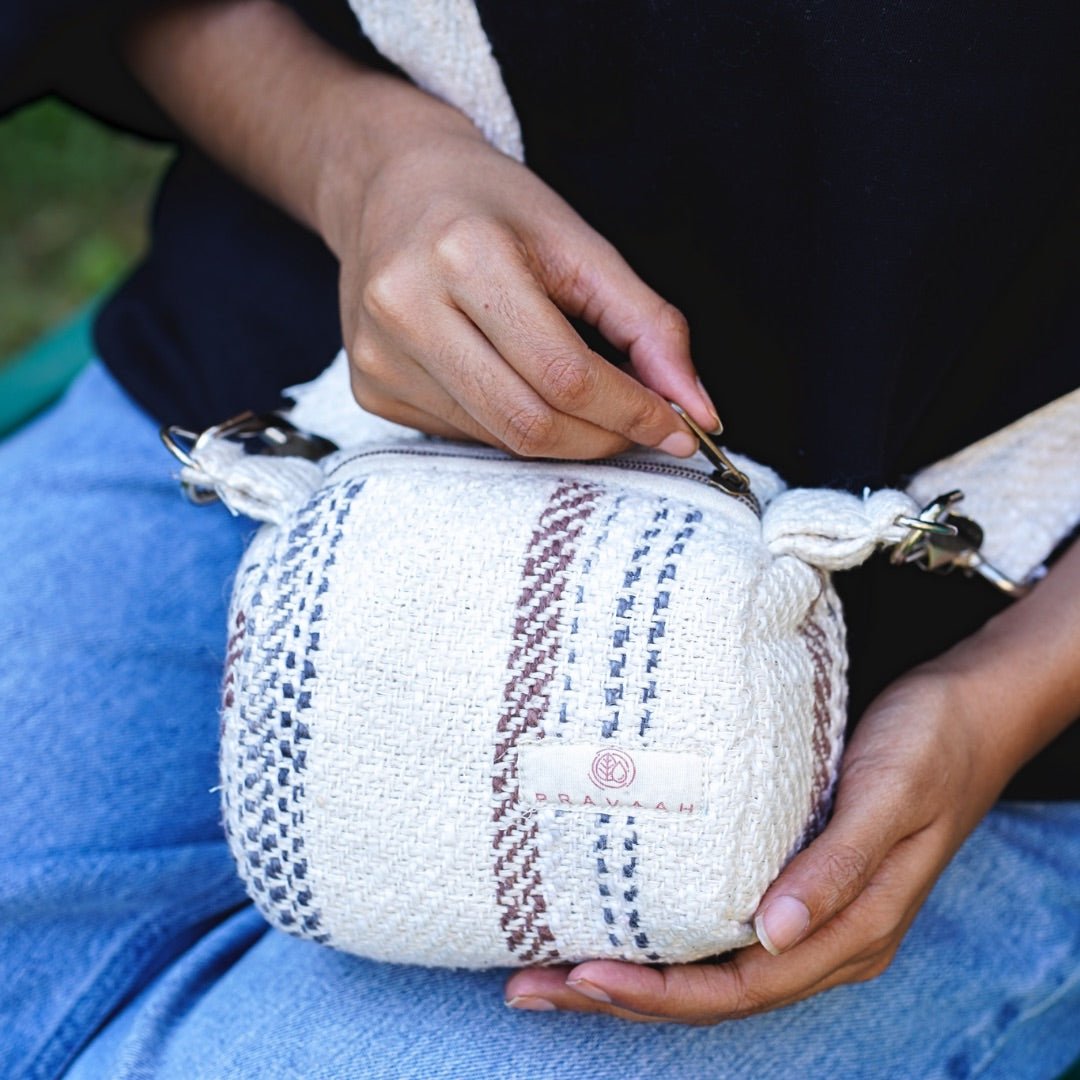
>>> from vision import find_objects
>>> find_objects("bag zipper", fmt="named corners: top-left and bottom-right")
top-left (325, 444), bottom-right (761, 516)
top-left (162, 410), bottom-right (761, 517)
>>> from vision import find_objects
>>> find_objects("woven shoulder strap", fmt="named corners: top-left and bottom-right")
top-left (347, 0), bottom-right (523, 161)
top-left (906, 391), bottom-right (1080, 582)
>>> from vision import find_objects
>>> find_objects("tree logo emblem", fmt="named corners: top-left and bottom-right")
top-left (588, 748), bottom-right (636, 790)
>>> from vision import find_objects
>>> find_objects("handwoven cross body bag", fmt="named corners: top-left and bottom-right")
top-left (165, 354), bottom-right (1080, 969)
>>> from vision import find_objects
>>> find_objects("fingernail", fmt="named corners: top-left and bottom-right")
top-left (755, 896), bottom-right (811, 956)
top-left (506, 995), bottom-right (557, 1012)
top-left (657, 430), bottom-right (698, 458)
top-left (695, 377), bottom-right (723, 434)
top-left (565, 978), bottom-right (612, 1004)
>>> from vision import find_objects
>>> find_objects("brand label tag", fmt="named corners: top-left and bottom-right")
top-left (516, 743), bottom-right (707, 815)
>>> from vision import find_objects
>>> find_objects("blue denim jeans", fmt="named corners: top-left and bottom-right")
top-left (2, 363), bottom-right (1079, 1080)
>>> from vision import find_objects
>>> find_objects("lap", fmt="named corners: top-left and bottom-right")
top-left (66, 804), bottom-right (1080, 1080)
top-left (0, 364), bottom-right (252, 1078)
top-left (3, 366), bottom-right (1079, 1080)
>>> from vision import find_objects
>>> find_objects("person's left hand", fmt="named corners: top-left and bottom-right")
top-left (504, 657), bottom-right (1013, 1023)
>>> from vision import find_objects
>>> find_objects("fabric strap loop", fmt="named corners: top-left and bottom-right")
top-left (180, 439), bottom-right (324, 525)
top-left (762, 488), bottom-right (917, 571)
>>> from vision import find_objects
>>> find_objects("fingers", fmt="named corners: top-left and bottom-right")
top-left (505, 831), bottom-right (942, 1025)
top-left (352, 219), bottom-right (704, 458)
top-left (529, 224), bottom-right (720, 434)
top-left (506, 947), bottom-right (863, 1025)
top-left (505, 966), bottom-right (676, 1024)
top-left (504, 738), bottom-right (959, 1024)
top-left (448, 251), bottom-right (697, 456)
top-left (350, 203), bottom-right (716, 457)
top-left (750, 701), bottom-right (953, 958)
top-left (503, 672), bottom-right (984, 1025)
top-left (339, 133), bottom-right (720, 456)
top-left (751, 779), bottom-right (916, 958)
top-left (351, 307), bottom-right (634, 459)
top-left (347, 370), bottom-right (491, 445)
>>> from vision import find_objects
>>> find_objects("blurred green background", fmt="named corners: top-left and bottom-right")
top-left (0, 98), bottom-right (171, 367)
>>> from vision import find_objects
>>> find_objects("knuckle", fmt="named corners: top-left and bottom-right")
top-left (347, 339), bottom-right (379, 380)
top-left (347, 338), bottom-right (393, 385)
top-left (347, 357), bottom-right (393, 413)
top-left (856, 950), bottom-right (897, 983)
top-left (861, 921), bottom-right (904, 959)
top-left (347, 373), bottom-right (387, 416)
top-left (655, 963), bottom-right (775, 1026)
top-left (623, 392), bottom-right (666, 440)
top-left (657, 301), bottom-right (690, 341)
top-left (549, 256), bottom-right (585, 301)
top-left (361, 264), bottom-right (411, 324)
top-left (501, 404), bottom-right (558, 456)
top-left (818, 842), bottom-right (873, 909)
top-left (648, 968), bottom-right (714, 1025)
top-left (433, 216), bottom-right (501, 277)
top-left (539, 351), bottom-right (598, 412)
top-left (723, 965), bottom-right (771, 1019)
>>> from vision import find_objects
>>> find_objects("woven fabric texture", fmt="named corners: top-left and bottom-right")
top-left (218, 432), bottom-right (847, 967)
top-left (347, 0), bottom-right (524, 161)
top-left (208, 354), bottom-right (1077, 968)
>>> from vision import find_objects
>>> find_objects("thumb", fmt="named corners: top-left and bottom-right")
top-left (752, 788), bottom-right (904, 956)
top-left (536, 228), bottom-right (721, 433)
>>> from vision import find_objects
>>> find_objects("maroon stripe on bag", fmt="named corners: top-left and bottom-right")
top-left (492, 481), bottom-right (600, 963)
top-left (222, 610), bottom-right (247, 711)
top-left (798, 602), bottom-right (837, 841)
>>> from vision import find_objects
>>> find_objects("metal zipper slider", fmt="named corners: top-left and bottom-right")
top-left (670, 404), bottom-right (753, 497)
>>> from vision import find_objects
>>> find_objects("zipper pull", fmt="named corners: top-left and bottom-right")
top-left (670, 404), bottom-right (753, 497)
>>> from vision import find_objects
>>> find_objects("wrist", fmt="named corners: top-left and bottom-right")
top-left (921, 557), bottom-right (1080, 792)
top-left (123, 0), bottom-right (482, 256)
top-left (312, 71), bottom-right (485, 261)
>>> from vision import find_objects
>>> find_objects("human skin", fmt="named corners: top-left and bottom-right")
top-left (506, 536), bottom-right (1080, 1021)
top-left (126, 0), bottom-right (718, 461)
top-left (125, 0), bottom-right (1080, 1025)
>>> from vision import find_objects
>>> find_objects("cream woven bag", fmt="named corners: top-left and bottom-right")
top-left (168, 355), bottom-right (1079, 969)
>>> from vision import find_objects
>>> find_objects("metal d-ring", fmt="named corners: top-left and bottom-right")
top-left (160, 425), bottom-right (223, 505)
top-left (893, 515), bottom-right (958, 537)
top-left (160, 425), bottom-right (200, 469)
top-left (162, 412), bottom-right (339, 507)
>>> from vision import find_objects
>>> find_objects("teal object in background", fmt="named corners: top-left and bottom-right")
top-left (0, 301), bottom-right (96, 438)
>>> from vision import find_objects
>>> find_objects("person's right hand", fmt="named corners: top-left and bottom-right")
top-left (126, 0), bottom-right (717, 459)
top-left (319, 95), bottom-right (720, 458)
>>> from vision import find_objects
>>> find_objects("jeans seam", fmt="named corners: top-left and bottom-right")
top-left (24, 876), bottom-right (246, 1080)
top-left (969, 952), bottom-right (1080, 1078)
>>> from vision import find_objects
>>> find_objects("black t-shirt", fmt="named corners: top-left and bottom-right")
top-left (5, 2), bottom-right (1079, 796)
